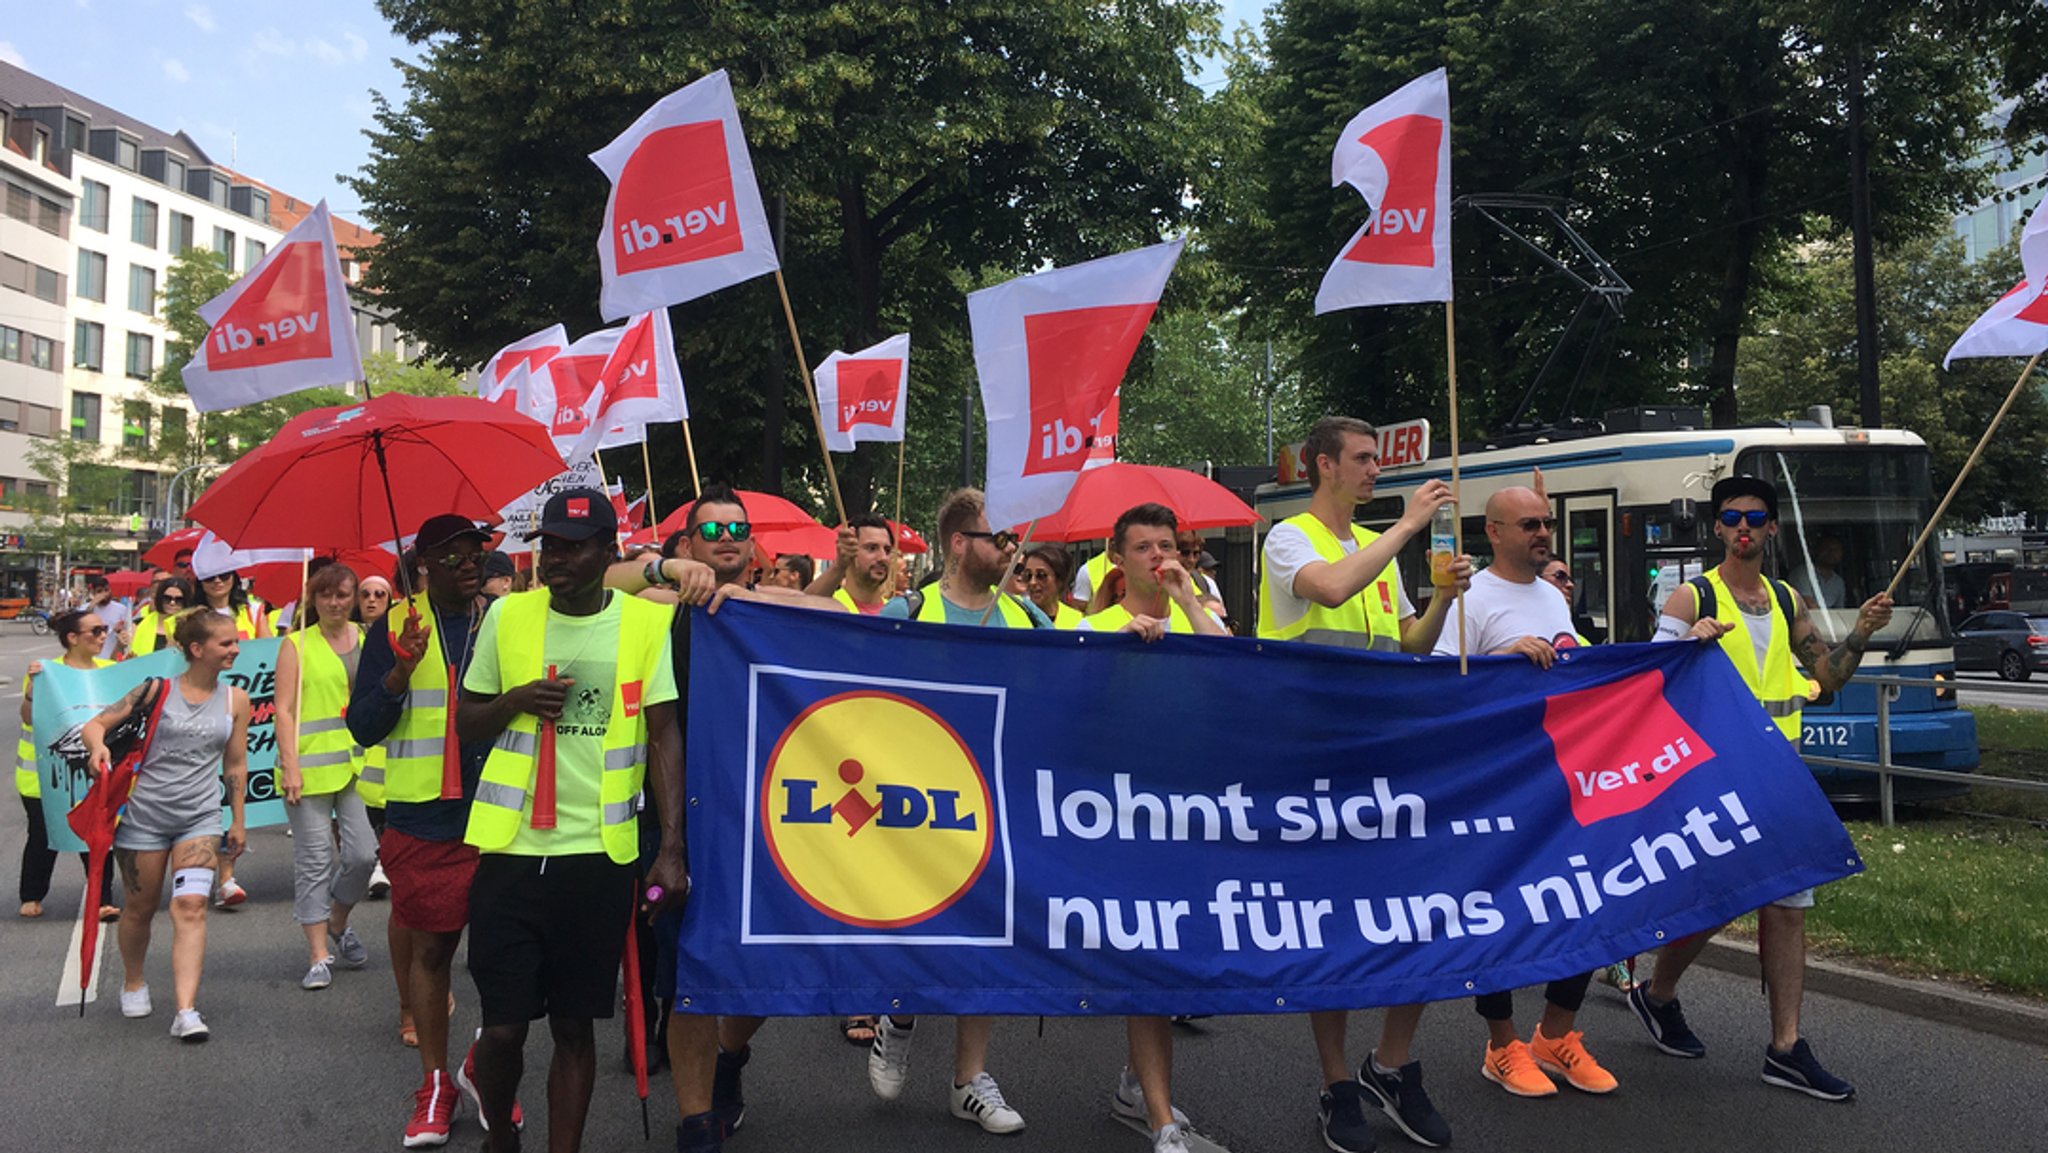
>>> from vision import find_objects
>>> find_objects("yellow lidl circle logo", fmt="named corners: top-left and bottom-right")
top-left (761, 691), bottom-right (994, 929)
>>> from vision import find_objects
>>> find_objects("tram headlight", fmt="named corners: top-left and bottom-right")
top-left (1933, 670), bottom-right (1954, 701)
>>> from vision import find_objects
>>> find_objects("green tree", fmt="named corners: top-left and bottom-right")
top-left (21, 436), bottom-right (131, 566)
top-left (354, 0), bottom-right (1223, 524)
top-left (1739, 226), bottom-right (2048, 525)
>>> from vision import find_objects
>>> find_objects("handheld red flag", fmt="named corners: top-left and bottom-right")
top-left (1314, 69), bottom-right (1454, 313)
top-left (181, 201), bottom-right (364, 409)
top-left (814, 334), bottom-right (911, 453)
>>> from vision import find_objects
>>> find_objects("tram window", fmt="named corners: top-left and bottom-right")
top-left (1569, 510), bottom-right (1610, 641)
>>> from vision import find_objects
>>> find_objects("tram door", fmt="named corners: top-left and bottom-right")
top-left (1557, 493), bottom-right (1616, 643)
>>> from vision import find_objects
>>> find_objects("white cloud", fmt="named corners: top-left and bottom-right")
top-left (343, 31), bottom-right (368, 61)
top-left (185, 4), bottom-right (214, 32)
top-left (307, 37), bottom-right (346, 65)
top-left (250, 27), bottom-right (295, 57)
top-left (163, 58), bottom-right (191, 84)
top-left (0, 41), bottom-right (24, 69)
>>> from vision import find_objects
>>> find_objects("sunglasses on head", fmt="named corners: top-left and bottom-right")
top-left (693, 521), bottom-right (752, 542)
top-left (962, 530), bottom-right (1019, 550)
top-left (1719, 509), bottom-right (1771, 528)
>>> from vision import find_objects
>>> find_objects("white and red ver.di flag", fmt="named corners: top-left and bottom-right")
top-left (181, 200), bottom-right (364, 410)
top-left (1946, 197), bottom-right (2048, 366)
top-left (590, 70), bottom-right (780, 322)
top-left (569, 309), bottom-right (689, 460)
top-left (479, 324), bottom-right (569, 413)
top-left (1314, 68), bottom-right (1454, 314)
top-left (814, 333), bottom-right (911, 453)
top-left (531, 327), bottom-right (628, 457)
top-left (971, 237), bottom-right (1185, 529)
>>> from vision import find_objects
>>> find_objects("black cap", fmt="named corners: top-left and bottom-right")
top-left (416, 514), bottom-right (493, 550)
top-left (526, 486), bottom-right (616, 542)
top-left (481, 551), bottom-right (516, 580)
top-left (1710, 475), bottom-right (1778, 520)
top-left (1197, 550), bottom-right (1219, 571)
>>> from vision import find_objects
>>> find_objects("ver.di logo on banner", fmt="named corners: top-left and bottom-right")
top-left (742, 666), bottom-right (1014, 945)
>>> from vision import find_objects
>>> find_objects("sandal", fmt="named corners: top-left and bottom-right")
top-left (399, 1011), bottom-right (418, 1048)
top-left (840, 1015), bottom-right (879, 1046)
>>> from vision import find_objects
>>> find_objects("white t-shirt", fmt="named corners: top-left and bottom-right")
top-left (1261, 521), bottom-right (1416, 639)
top-left (1431, 567), bottom-right (1580, 657)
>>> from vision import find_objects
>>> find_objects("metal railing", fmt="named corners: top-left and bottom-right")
top-left (1800, 672), bottom-right (2048, 826)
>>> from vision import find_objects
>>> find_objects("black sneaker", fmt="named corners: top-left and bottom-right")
top-left (1762, 1039), bottom-right (1855, 1102)
top-left (1318, 1081), bottom-right (1378, 1153)
top-left (1358, 1053), bottom-right (1450, 1148)
top-left (676, 1109), bottom-right (724, 1153)
top-left (711, 1045), bottom-right (749, 1135)
top-left (1628, 985), bottom-right (1707, 1058)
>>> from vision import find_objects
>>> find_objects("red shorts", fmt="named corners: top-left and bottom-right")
top-left (380, 828), bottom-right (480, 933)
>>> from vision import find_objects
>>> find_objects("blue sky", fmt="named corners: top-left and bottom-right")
top-left (1, 0), bottom-right (1271, 224)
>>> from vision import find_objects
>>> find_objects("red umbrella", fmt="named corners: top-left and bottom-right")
top-left (245, 548), bottom-right (399, 609)
top-left (622, 913), bottom-right (650, 1136)
top-left (65, 681), bottom-right (173, 1015)
top-left (142, 528), bottom-right (205, 571)
top-left (756, 523), bottom-right (838, 558)
top-left (185, 395), bottom-right (566, 565)
top-left (654, 490), bottom-right (820, 539)
top-left (890, 521), bottom-right (928, 555)
top-left (105, 571), bottom-right (157, 598)
top-left (1016, 463), bottom-right (1263, 542)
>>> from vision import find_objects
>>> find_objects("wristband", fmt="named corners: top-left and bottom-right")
top-left (644, 558), bottom-right (670, 589)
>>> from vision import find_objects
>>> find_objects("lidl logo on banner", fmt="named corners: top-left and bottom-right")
top-left (208, 242), bottom-right (332, 370)
top-left (612, 121), bottom-right (743, 274)
top-left (1543, 669), bottom-right (1715, 827)
top-left (746, 670), bottom-right (1012, 945)
top-left (836, 358), bottom-right (903, 432)
top-left (1021, 303), bottom-right (1155, 476)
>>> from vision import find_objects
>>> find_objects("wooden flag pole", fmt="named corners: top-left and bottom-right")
top-left (1884, 350), bottom-right (2044, 600)
top-left (978, 518), bottom-right (1039, 626)
top-left (893, 438), bottom-right (907, 528)
top-left (1446, 300), bottom-right (1467, 676)
top-left (639, 438), bottom-right (662, 531)
top-left (679, 420), bottom-right (703, 499)
top-left (772, 269), bottom-right (847, 523)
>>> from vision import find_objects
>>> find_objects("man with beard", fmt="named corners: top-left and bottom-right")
top-left (456, 488), bottom-right (687, 1153)
top-left (1632, 475), bottom-right (1891, 1102)
top-left (805, 513), bottom-right (898, 615)
top-left (1428, 486), bottom-right (1616, 1099)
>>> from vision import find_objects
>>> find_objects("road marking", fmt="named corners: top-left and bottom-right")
top-left (55, 891), bottom-right (108, 1008)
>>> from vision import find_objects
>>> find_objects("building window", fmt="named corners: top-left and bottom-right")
top-left (63, 116), bottom-right (85, 152)
top-left (126, 332), bottom-right (153, 380)
top-left (22, 404), bottom-right (60, 438)
top-left (115, 137), bottom-right (140, 171)
top-left (0, 325), bottom-right (58, 372)
top-left (123, 400), bottom-right (152, 451)
top-left (128, 265), bottom-right (157, 315)
top-left (213, 227), bottom-right (236, 271)
top-left (244, 238), bottom-right (267, 269)
top-left (27, 334), bottom-right (56, 370)
top-left (71, 393), bottom-right (101, 443)
top-left (73, 320), bottom-right (103, 372)
top-left (165, 155), bottom-right (187, 191)
top-left (81, 180), bottom-right (110, 232)
top-left (77, 250), bottom-right (107, 302)
top-left (2, 180), bottom-right (68, 237)
top-left (0, 326), bottom-right (17, 362)
top-left (169, 212), bottom-right (195, 255)
top-left (0, 253), bottom-right (66, 303)
top-left (131, 198), bottom-right (159, 248)
top-left (0, 400), bottom-right (19, 435)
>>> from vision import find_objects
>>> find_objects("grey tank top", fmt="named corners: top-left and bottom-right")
top-left (125, 679), bottom-right (234, 832)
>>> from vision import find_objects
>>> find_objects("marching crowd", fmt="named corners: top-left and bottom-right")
top-left (11, 414), bottom-right (1896, 1153)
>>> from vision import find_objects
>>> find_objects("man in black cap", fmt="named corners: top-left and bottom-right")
top-left (456, 487), bottom-right (686, 1153)
top-left (1632, 474), bottom-right (1892, 1102)
top-left (481, 551), bottom-right (518, 599)
top-left (348, 512), bottom-right (519, 1147)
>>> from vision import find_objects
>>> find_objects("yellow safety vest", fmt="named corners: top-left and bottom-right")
top-left (463, 590), bottom-right (673, 863)
top-left (355, 744), bottom-right (387, 807)
top-left (288, 625), bottom-right (363, 796)
top-left (1051, 602), bottom-right (1086, 630)
top-left (1083, 551), bottom-right (1115, 598)
top-left (16, 658), bottom-right (115, 798)
top-left (129, 609), bottom-right (172, 656)
top-left (1257, 513), bottom-right (1402, 651)
top-left (832, 587), bottom-right (886, 614)
top-left (1698, 569), bottom-right (1809, 743)
top-left (1084, 599), bottom-right (1198, 634)
top-left (915, 587), bottom-right (1034, 628)
top-left (381, 592), bottom-right (464, 804)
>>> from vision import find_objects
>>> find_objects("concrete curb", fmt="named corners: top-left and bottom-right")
top-left (1695, 935), bottom-right (2048, 1048)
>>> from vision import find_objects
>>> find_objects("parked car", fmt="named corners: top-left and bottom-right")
top-left (1952, 610), bottom-right (2048, 681)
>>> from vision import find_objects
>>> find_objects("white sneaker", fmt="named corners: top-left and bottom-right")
top-left (119, 985), bottom-right (152, 1018)
top-left (302, 957), bottom-right (334, 990)
top-left (950, 1071), bottom-right (1025, 1134)
top-left (1113, 1067), bottom-right (1190, 1127)
top-left (170, 1008), bottom-right (209, 1042)
top-left (367, 863), bottom-right (391, 900)
top-left (1152, 1123), bottom-right (1193, 1153)
top-left (214, 878), bottom-right (247, 909)
top-left (867, 1015), bottom-right (914, 1101)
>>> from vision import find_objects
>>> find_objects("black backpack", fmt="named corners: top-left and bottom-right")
top-left (1688, 575), bottom-right (1798, 623)
top-left (901, 588), bottom-right (1048, 627)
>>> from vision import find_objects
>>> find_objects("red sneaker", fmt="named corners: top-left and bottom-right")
top-left (402, 1070), bottom-right (457, 1148)
top-left (455, 1031), bottom-right (526, 1133)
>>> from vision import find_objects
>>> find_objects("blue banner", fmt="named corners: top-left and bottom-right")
top-left (677, 602), bottom-right (1861, 1017)
top-left (31, 640), bottom-right (287, 853)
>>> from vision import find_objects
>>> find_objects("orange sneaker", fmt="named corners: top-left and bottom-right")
top-left (1530, 1028), bottom-right (1618, 1094)
top-left (1481, 1038), bottom-right (1558, 1097)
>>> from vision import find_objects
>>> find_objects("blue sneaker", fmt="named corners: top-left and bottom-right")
top-left (1358, 1053), bottom-right (1450, 1148)
top-left (1317, 1081), bottom-right (1377, 1153)
top-left (710, 1046), bottom-right (748, 1135)
top-left (1629, 984), bottom-right (1707, 1058)
top-left (1763, 1039), bottom-right (1855, 1101)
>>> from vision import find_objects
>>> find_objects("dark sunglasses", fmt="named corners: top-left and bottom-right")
top-left (962, 530), bottom-right (1019, 550)
top-left (693, 521), bottom-right (752, 542)
top-left (80, 625), bottom-right (109, 637)
top-left (1494, 516), bottom-right (1557, 533)
top-left (1546, 570), bottom-right (1575, 585)
top-left (1719, 509), bottom-right (1770, 528)
top-left (201, 573), bottom-right (234, 583)
top-left (1021, 569), bottom-right (1057, 583)
top-left (159, 596), bottom-right (186, 606)
top-left (433, 552), bottom-right (484, 570)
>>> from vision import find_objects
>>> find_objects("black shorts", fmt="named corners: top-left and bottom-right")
top-left (468, 853), bottom-right (634, 1026)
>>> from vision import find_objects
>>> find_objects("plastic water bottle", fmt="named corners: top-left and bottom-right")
top-left (1429, 502), bottom-right (1458, 586)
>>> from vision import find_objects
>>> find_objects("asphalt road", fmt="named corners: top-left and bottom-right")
top-left (1, 624), bottom-right (2043, 1153)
